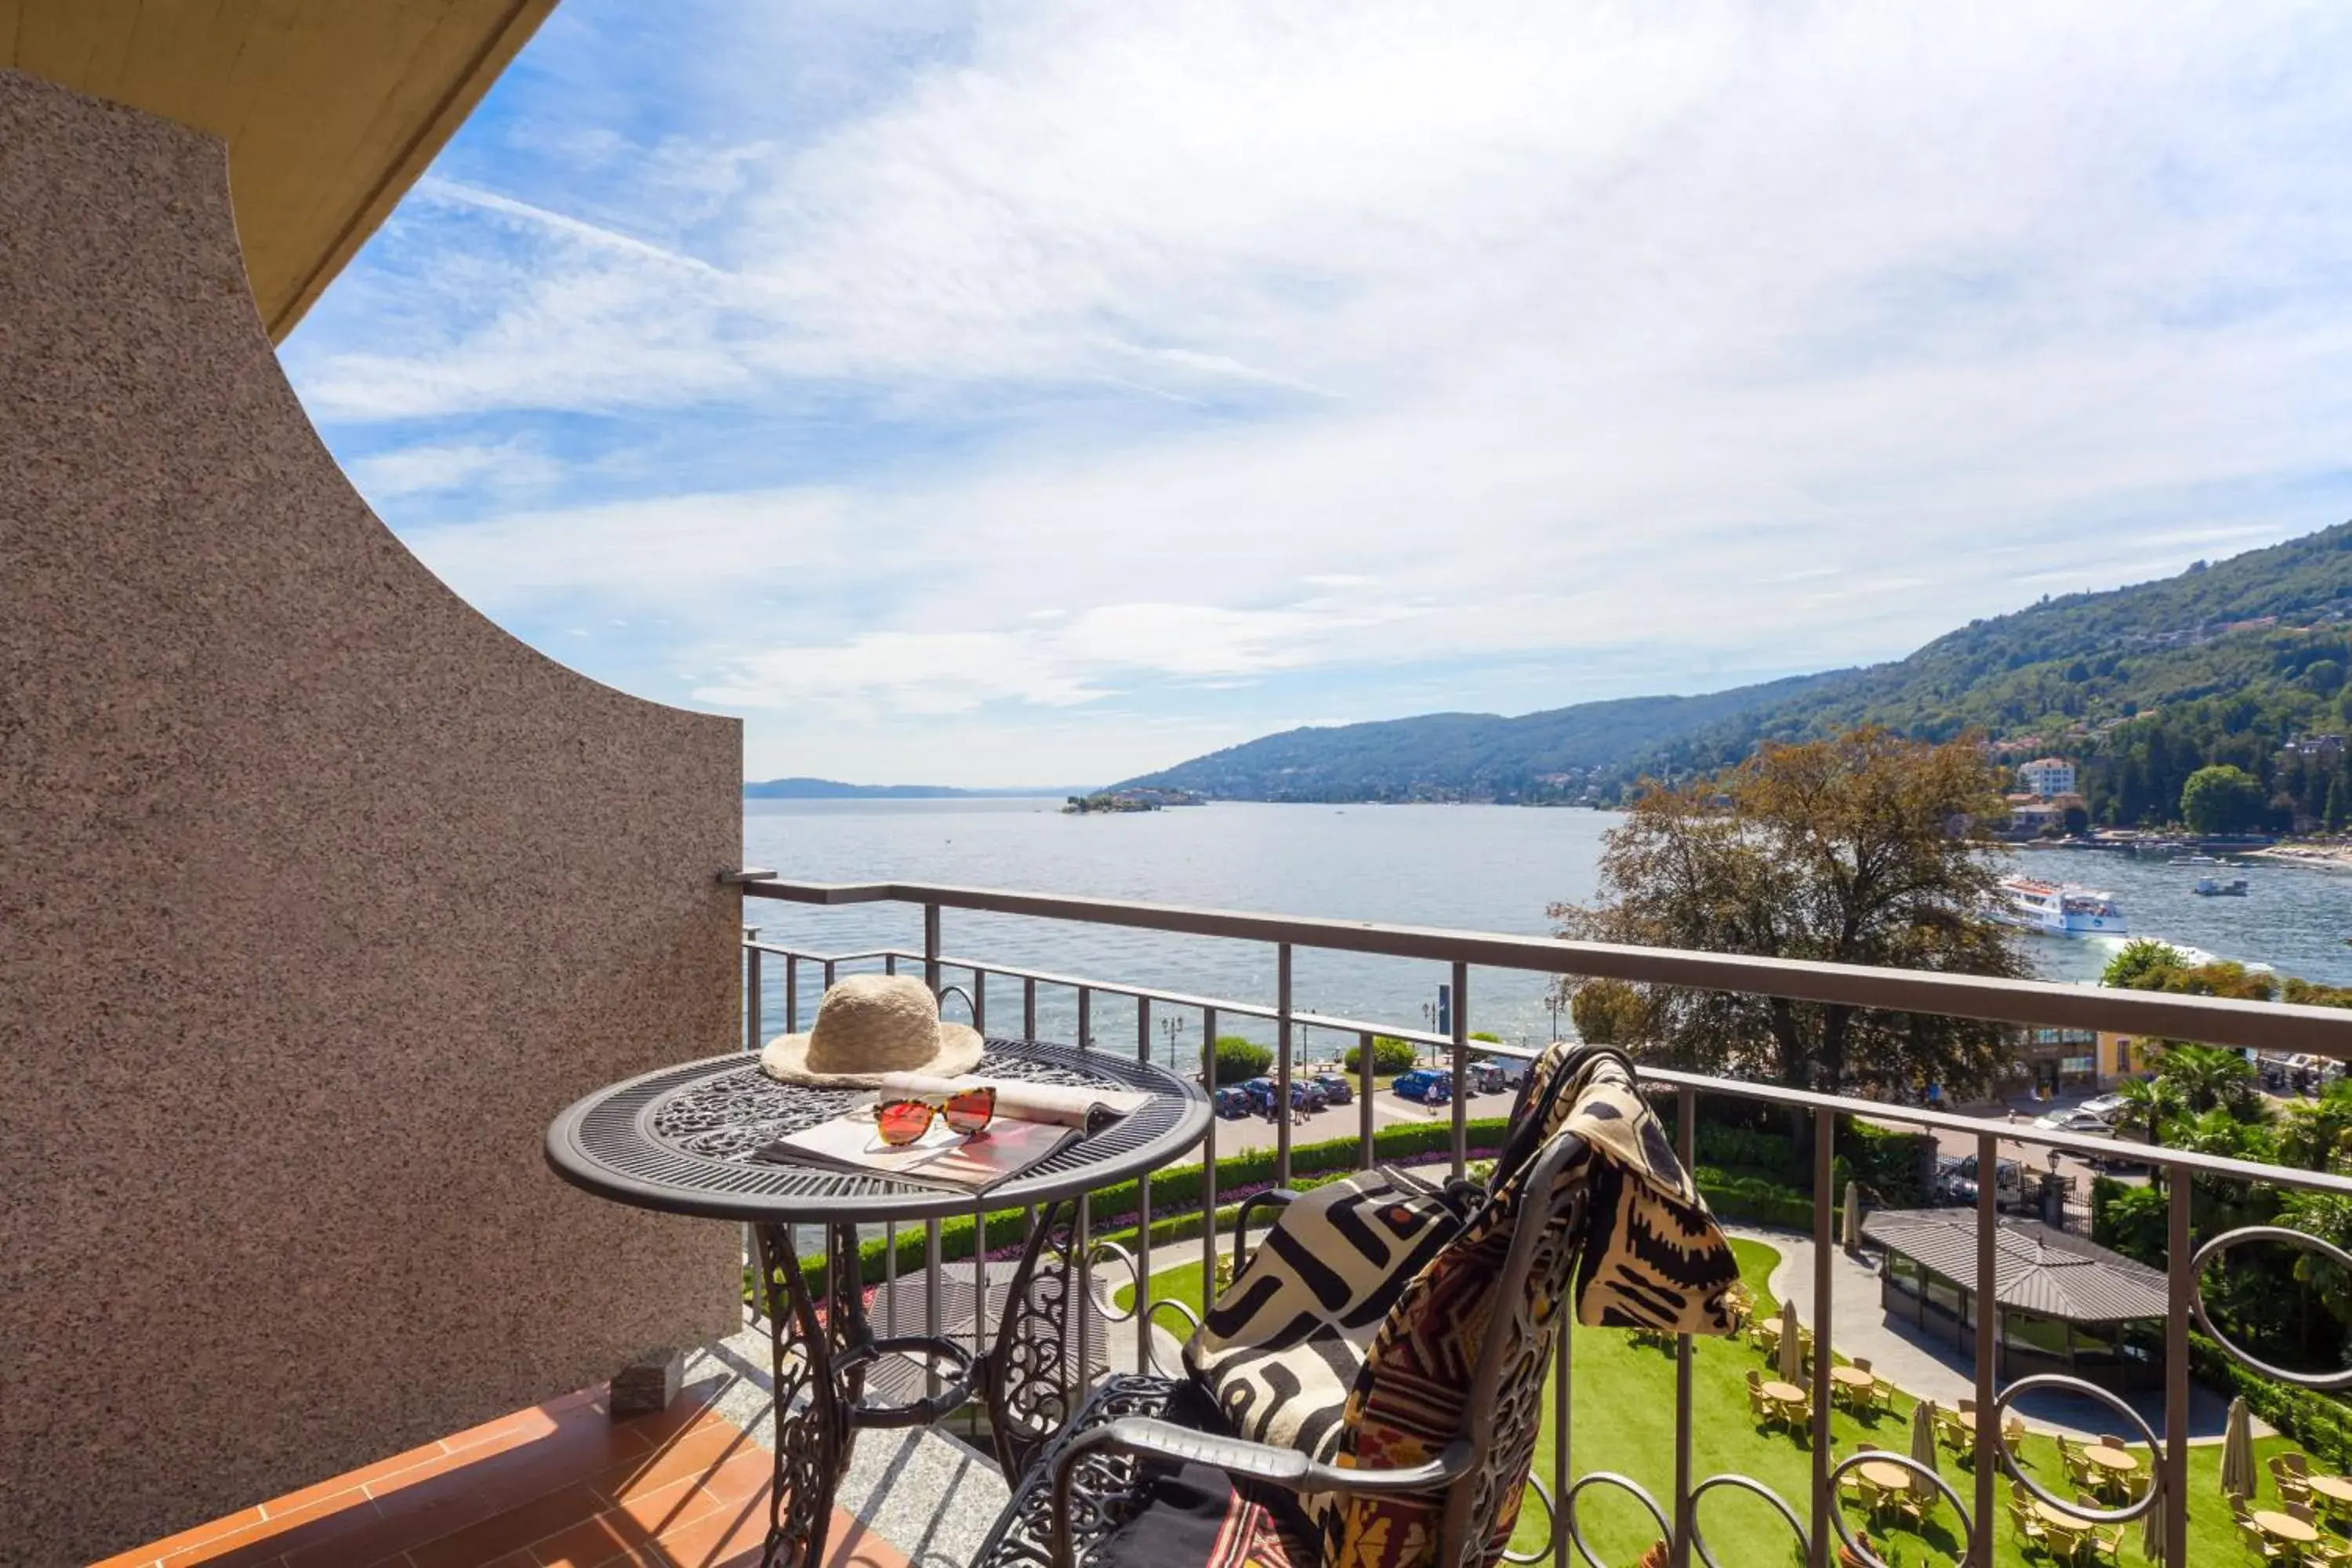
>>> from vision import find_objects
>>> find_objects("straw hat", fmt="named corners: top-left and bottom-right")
top-left (759, 974), bottom-right (984, 1087)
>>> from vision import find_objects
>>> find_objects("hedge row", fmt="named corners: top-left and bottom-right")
top-left (2190, 1330), bottom-right (2352, 1471)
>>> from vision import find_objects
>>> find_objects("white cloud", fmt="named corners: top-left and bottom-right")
top-left (347, 437), bottom-right (560, 499)
top-left (290, 0), bottom-right (2352, 782)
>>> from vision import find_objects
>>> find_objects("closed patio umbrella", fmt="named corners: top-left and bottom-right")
top-left (2221, 1396), bottom-right (2256, 1499)
top-left (2140, 1478), bottom-right (2166, 1560)
top-left (1911, 1399), bottom-right (1940, 1475)
top-left (1842, 1181), bottom-right (1861, 1252)
top-left (1779, 1298), bottom-right (1803, 1385)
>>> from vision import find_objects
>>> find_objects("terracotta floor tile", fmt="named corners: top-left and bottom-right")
top-left (604, 1472), bottom-right (727, 1540)
top-left (416, 1415), bottom-right (659, 1512)
top-left (527, 1511), bottom-right (641, 1568)
top-left (402, 1481), bottom-right (608, 1568)
top-left (693, 1450), bottom-right (775, 1508)
top-left (444, 1406), bottom-right (559, 1455)
top-left (266, 1436), bottom-right (457, 1516)
top-left (633, 1494), bottom-right (767, 1568)
top-left (276, 1481), bottom-right (496, 1568)
top-left (586, 1423), bottom-right (750, 1507)
top-left (157, 1490), bottom-right (383, 1568)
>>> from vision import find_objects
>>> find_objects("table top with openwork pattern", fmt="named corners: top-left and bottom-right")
top-left (545, 1040), bottom-right (1210, 1223)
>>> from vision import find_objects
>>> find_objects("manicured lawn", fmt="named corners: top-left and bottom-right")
top-left (1122, 1238), bottom-right (2301, 1566)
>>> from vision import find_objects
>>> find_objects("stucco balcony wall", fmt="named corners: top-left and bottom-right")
top-left (0, 68), bottom-right (742, 1564)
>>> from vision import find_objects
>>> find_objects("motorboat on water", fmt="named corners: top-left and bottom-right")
top-left (2193, 877), bottom-right (2250, 897)
top-left (1990, 877), bottom-right (2129, 936)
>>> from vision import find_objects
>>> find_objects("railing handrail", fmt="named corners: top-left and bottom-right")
top-left (739, 932), bottom-right (2352, 1200)
top-left (738, 874), bottom-right (2352, 1058)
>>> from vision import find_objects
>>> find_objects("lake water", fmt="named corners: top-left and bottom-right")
top-left (742, 800), bottom-right (2352, 1067)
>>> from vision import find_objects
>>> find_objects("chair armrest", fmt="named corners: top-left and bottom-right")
top-left (1047, 1417), bottom-right (1473, 1568)
top-left (1231, 1189), bottom-right (1301, 1272)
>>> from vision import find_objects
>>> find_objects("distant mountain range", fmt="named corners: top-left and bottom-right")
top-left (1119, 521), bottom-right (2352, 806)
top-left (743, 777), bottom-right (1085, 799)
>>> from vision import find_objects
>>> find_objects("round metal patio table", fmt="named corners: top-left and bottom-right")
top-left (546, 1040), bottom-right (1210, 1568)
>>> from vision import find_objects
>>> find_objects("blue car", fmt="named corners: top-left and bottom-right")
top-left (1212, 1085), bottom-right (1254, 1119)
top-left (1393, 1069), bottom-right (1453, 1105)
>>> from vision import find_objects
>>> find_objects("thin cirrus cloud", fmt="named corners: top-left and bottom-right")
top-left (282, 0), bottom-right (2352, 786)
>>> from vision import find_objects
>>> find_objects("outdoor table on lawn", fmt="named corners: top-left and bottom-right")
top-left (2256, 1509), bottom-right (2323, 1547)
top-left (2085, 1444), bottom-right (2137, 1474)
top-left (1830, 1365), bottom-right (1873, 1404)
top-left (2311, 1475), bottom-right (2352, 1508)
top-left (546, 1040), bottom-right (1210, 1568)
top-left (1762, 1380), bottom-right (1808, 1406)
top-left (1856, 1457), bottom-right (1913, 1520)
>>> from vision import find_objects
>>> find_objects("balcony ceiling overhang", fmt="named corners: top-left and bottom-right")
top-left (4, 0), bottom-right (559, 342)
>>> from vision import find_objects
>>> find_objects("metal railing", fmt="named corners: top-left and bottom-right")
top-left (735, 873), bottom-right (2352, 1568)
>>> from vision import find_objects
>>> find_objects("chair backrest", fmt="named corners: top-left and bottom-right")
top-left (1747, 1368), bottom-right (1762, 1388)
top-left (1853, 1356), bottom-right (1871, 1374)
top-left (2286, 1452), bottom-right (2312, 1474)
top-left (1325, 1044), bottom-right (1738, 1568)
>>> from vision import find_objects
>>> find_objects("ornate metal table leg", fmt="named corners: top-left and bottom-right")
top-left (983, 1196), bottom-right (1087, 1478)
top-left (752, 1222), bottom-right (851, 1568)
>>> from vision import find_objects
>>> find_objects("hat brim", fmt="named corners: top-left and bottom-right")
top-left (759, 1022), bottom-right (986, 1087)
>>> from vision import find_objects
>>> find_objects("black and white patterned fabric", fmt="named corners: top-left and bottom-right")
top-left (1183, 1169), bottom-right (1465, 1466)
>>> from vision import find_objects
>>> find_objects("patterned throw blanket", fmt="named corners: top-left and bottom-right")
top-left (1133, 1044), bottom-right (1740, 1568)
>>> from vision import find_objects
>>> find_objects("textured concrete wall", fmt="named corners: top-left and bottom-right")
top-left (0, 70), bottom-right (743, 1564)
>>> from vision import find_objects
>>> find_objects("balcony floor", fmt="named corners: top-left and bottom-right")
top-left (95, 1329), bottom-right (1009, 1568)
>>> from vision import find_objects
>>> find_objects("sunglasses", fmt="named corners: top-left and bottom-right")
top-left (874, 1086), bottom-right (996, 1146)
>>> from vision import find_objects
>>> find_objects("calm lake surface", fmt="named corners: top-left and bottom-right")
top-left (742, 800), bottom-right (2352, 1067)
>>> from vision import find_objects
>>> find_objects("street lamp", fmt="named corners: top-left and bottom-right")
top-left (1160, 1014), bottom-right (1188, 1070)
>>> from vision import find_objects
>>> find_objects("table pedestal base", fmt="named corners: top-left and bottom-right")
top-left (746, 1200), bottom-right (1090, 1568)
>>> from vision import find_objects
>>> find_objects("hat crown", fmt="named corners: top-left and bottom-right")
top-left (804, 974), bottom-right (949, 1074)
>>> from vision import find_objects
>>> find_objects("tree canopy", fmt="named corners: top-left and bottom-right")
top-left (1552, 728), bottom-right (2027, 1097)
top-left (2180, 763), bottom-right (2268, 834)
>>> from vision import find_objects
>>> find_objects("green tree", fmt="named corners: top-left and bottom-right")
top-left (2180, 764), bottom-right (2267, 833)
top-left (2151, 1041), bottom-right (2265, 1117)
top-left (1341, 1036), bottom-right (1419, 1075)
top-left (1207, 1035), bottom-right (1272, 1083)
top-left (2328, 773), bottom-right (2348, 833)
top-left (1552, 728), bottom-right (2027, 1096)
top-left (2101, 938), bottom-right (2191, 989)
top-left (1568, 978), bottom-right (1653, 1046)
top-left (2279, 1081), bottom-right (2352, 1171)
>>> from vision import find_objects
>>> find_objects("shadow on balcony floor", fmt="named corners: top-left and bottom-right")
top-left (95, 1327), bottom-right (1007, 1568)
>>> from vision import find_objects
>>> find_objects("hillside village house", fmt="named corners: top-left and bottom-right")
top-left (2016, 757), bottom-right (2078, 797)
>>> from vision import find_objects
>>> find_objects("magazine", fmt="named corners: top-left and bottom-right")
top-left (758, 1105), bottom-right (1083, 1194)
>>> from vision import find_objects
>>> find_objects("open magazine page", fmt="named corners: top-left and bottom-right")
top-left (758, 1108), bottom-right (1081, 1194)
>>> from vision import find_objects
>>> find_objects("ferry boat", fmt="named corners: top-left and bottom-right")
top-left (1990, 877), bottom-right (2129, 936)
top-left (2193, 877), bottom-right (2250, 898)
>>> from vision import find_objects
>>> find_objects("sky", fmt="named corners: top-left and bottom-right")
top-left (284, 1), bottom-right (2352, 788)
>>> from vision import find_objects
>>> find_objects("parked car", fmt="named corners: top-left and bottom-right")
top-left (1937, 1153), bottom-right (2031, 1211)
top-left (1473, 1057), bottom-right (1529, 1091)
top-left (1240, 1076), bottom-right (1280, 1114)
top-left (2076, 1092), bottom-right (2129, 1120)
top-left (1291, 1080), bottom-right (1330, 1112)
top-left (1241, 1076), bottom-right (1327, 1114)
top-left (1393, 1068), bottom-right (1454, 1105)
top-left (1212, 1085), bottom-right (1254, 1119)
top-left (1466, 1061), bottom-right (1512, 1096)
top-left (1309, 1073), bottom-right (1353, 1105)
top-left (2034, 1109), bottom-right (2118, 1140)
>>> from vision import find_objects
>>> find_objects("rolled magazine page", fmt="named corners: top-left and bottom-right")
top-left (876, 1072), bottom-right (1149, 1129)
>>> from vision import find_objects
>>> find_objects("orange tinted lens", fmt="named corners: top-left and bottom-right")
top-left (943, 1087), bottom-right (995, 1134)
top-left (876, 1101), bottom-right (933, 1145)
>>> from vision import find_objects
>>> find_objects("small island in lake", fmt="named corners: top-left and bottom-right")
top-left (1063, 788), bottom-right (1201, 814)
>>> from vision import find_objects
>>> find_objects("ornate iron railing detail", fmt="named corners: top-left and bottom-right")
top-left (736, 875), bottom-right (2352, 1568)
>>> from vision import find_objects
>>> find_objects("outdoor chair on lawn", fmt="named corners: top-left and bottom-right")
top-left (970, 1044), bottom-right (1742, 1568)
top-left (2276, 1454), bottom-right (2317, 1508)
top-left (2080, 1522), bottom-right (2122, 1567)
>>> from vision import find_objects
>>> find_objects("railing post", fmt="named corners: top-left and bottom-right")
top-left (971, 967), bottom-right (986, 1034)
top-left (1672, 1085), bottom-right (1695, 1567)
top-left (823, 956), bottom-right (837, 992)
top-left (1076, 984), bottom-right (1092, 1402)
top-left (1450, 960), bottom-right (1468, 1179)
top-left (925, 1217), bottom-right (943, 1399)
top-left (785, 951), bottom-right (799, 1032)
top-left (1974, 1131), bottom-right (1998, 1568)
top-left (1138, 997), bottom-right (1154, 1369)
top-left (1357, 1029), bottom-right (1374, 1170)
top-left (1552, 1315), bottom-right (1571, 1568)
top-left (744, 940), bottom-right (762, 1055)
top-left (1276, 945), bottom-right (1294, 1188)
top-left (2164, 1169), bottom-right (2191, 1567)
top-left (1809, 1106), bottom-right (1834, 1568)
top-left (1202, 1005), bottom-right (1219, 1290)
top-left (924, 902), bottom-right (941, 995)
top-left (1024, 976), bottom-right (1037, 1040)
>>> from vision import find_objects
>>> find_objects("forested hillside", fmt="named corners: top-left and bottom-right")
top-left (1119, 675), bottom-right (1843, 802)
top-left (1122, 521), bottom-right (2352, 823)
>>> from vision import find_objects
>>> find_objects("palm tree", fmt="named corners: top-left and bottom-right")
top-left (2151, 1041), bottom-right (2263, 1117)
top-left (2113, 1073), bottom-right (2185, 1153)
top-left (2280, 1082), bottom-right (2352, 1172)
